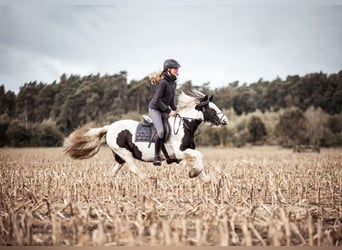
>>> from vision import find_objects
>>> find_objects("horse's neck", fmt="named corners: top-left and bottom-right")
top-left (177, 107), bottom-right (201, 120)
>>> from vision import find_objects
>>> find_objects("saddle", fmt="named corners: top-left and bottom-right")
top-left (135, 115), bottom-right (171, 143)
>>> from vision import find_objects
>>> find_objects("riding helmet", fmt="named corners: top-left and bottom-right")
top-left (163, 59), bottom-right (181, 70)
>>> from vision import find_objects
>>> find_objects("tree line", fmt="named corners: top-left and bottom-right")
top-left (0, 70), bottom-right (341, 149)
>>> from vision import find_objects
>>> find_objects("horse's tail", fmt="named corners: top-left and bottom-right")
top-left (63, 124), bottom-right (110, 160)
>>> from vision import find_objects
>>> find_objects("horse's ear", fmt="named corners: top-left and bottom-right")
top-left (209, 95), bottom-right (213, 102)
top-left (201, 95), bottom-right (208, 102)
top-left (195, 100), bottom-right (209, 110)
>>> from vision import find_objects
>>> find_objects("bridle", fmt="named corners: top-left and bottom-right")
top-left (173, 107), bottom-right (225, 136)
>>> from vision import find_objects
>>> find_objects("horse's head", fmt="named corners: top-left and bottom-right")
top-left (195, 94), bottom-right (228, 127)
top-left (179, 88), bottom-right (228, 127)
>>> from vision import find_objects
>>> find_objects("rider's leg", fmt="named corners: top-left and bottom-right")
top-left (154, 137), bottom-right (163, 165)
top-left (149, 108), bottom-right (165, 166)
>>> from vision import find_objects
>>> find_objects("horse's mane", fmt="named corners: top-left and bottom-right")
top-left (177, 88), bottom-right (206, 111)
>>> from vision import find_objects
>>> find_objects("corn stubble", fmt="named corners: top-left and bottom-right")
top-left (0, 147), bottom-right (341, 246)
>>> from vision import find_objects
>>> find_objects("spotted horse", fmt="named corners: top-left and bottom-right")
top-left (64, 88), bottom-right (228, 183)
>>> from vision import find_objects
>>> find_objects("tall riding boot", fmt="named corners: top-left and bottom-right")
top-left (153, 138), bottom-right (162, 166)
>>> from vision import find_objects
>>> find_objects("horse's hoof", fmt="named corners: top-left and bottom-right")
top-left (166, 159), bottom-right (181, 165)
top-left (189, 168), bottom-right (202, 178)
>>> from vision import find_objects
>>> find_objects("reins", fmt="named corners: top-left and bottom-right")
top-left (173, 114), bottom-right (202, 137)
top-left (173, 114), bottom-right (182, 135)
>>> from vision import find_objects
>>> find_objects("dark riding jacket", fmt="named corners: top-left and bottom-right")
top-left (149, 73), bottom-right (177, 113)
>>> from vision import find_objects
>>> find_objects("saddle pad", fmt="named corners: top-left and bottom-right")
top-left (135, 119), bottom-right (171, 143)
top-left (135, 123), bottom-right (154, 142)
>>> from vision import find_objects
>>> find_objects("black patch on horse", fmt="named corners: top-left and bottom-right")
top-left (116, 130), bottom-right (143, 160)
top-left (179, 119), bottom-right (202, 151)
top-left (111, 149), bottom-right (126, 164)
top-left (115, 154), bottom-right (125, 164)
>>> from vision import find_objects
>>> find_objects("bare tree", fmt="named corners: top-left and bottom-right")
top-left (304, 106), bottom-right (328, 152)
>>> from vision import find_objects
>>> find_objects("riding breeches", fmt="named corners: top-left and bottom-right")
top-left (149, 108), bottom-right (165, 139)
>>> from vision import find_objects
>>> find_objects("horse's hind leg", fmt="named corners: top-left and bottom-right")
top-left (114, 148), bottom-right (146, 179)
top-left (110, 152), bottom-right (125, 177)
top-left (126, 158), bottom-right (146, 179)
top-left (111, 162), bottom-right (124, 177)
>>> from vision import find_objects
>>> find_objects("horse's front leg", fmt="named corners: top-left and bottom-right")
top-left (180, 148), bottom-right (210, 183)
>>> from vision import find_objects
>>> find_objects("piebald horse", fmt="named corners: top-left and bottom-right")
top-left (64, 88), bottom-right (228, 182)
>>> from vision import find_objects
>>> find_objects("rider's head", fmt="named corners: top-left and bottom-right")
top-left (163, 59), bottom-right (181, 77)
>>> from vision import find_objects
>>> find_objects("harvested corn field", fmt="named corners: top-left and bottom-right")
top-left (0, 146), bottom-right (341, 246)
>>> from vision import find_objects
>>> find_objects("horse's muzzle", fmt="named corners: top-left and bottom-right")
top-left (213, 119), bottom-right (226, 126)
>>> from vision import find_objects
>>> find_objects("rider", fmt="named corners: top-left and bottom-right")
top-left (149, 59), bottom-right (180, 166)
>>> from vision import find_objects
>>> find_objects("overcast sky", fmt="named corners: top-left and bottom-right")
top-left (1, 0), bottom-right (342, 93)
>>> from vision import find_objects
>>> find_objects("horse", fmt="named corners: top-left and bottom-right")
top-left (63, 88), bottom-right (228, 183)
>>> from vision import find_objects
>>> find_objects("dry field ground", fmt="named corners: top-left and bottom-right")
top-left (0, 146), bottom-right (341, 246)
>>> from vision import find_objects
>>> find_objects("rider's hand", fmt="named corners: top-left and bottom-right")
top-left (170, 110), bottom-right (177, 117)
